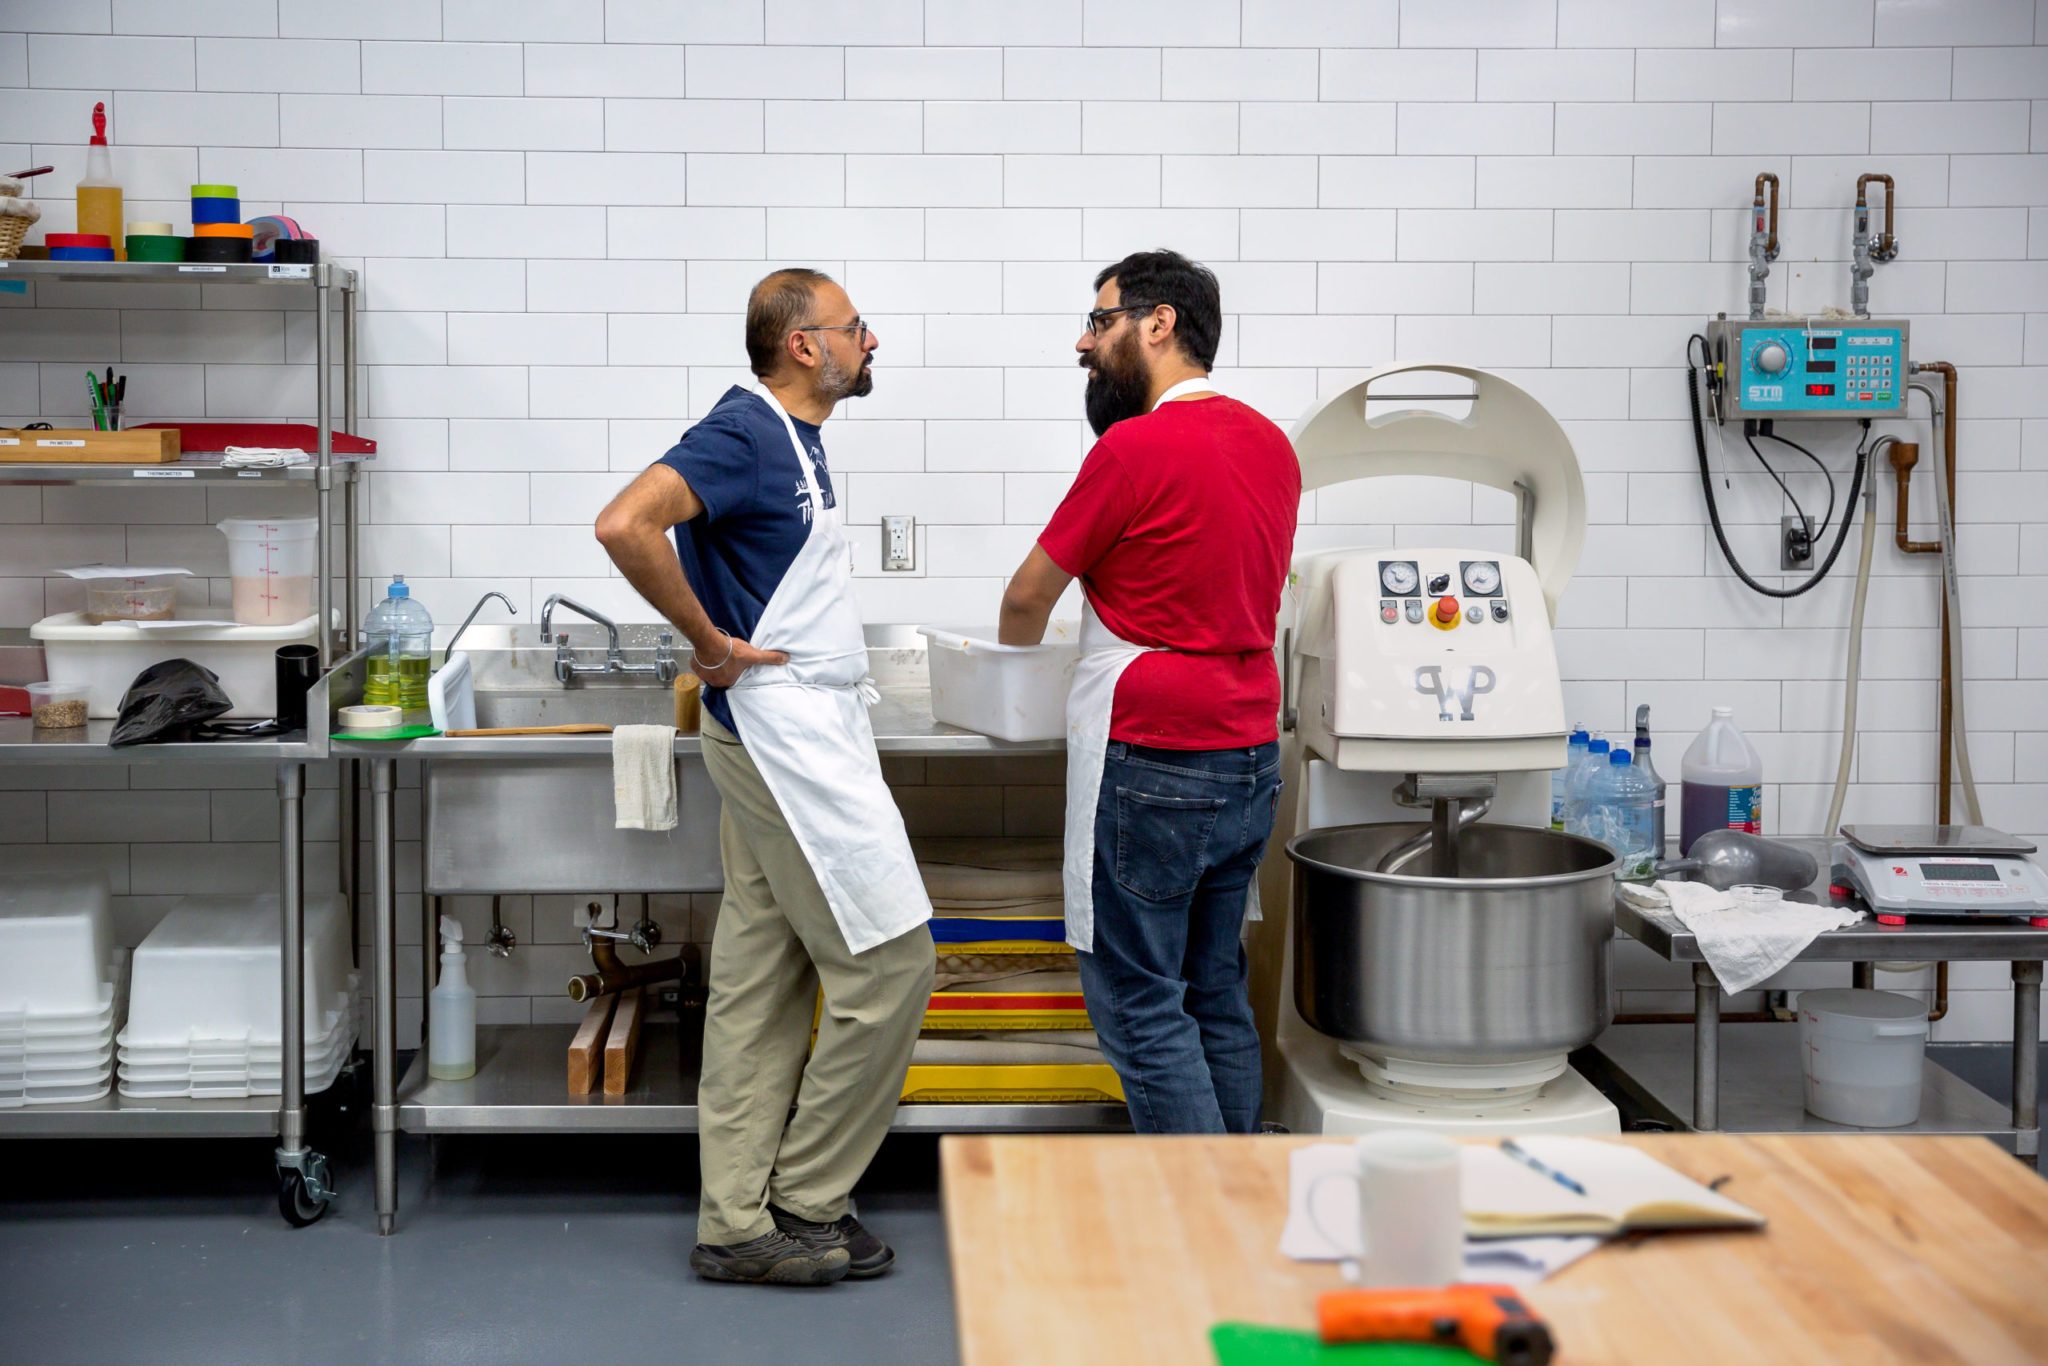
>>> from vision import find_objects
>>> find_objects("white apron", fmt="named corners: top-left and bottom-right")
top-left (1060, 378), bottom-right (1261, 953)
top-left (721, 385), bottom-right (933, 955)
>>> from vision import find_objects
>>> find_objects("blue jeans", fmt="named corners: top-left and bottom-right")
top-left (1075, 738), bottom-right (1280, 1134)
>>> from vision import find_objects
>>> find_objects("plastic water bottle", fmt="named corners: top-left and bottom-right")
top-left (362, 574), bottom-right (434, 719)
top-left (427, 915), bottom-right (476, 1081)
top-left (1552, 725), bottom-right (1588, 830)
top-left (1564, 735), bottom-right (1609, 835)
top-left (1680, 706), bottom-right (1764, 854)
top-left (1633, 704), bottom-right (1668, 860)
top-left (1588, 748), bottom-right (1658, 879)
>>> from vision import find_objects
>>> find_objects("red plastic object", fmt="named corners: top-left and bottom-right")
top-left (2031, 917), bottom-right (2048, 928)
top-left (90, 102), bottom-right (107, 146)
top-left (46, 233), bottom-right (113, 248)
top-left (1877, 914), bottom-right (1908, 925)
top-left (133, 422), bottom-right (376, 455)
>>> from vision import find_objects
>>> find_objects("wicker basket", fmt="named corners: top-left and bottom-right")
top-left (0, 200), bottom-right (40, 261)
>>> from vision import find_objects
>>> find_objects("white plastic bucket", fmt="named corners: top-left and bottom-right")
top-left (217, 517), bottom-right (318, 625)
top-left (0, 875), bottom-right (113, 1018)
top-left (119, 893), bottom-right (352, 1053)
top-left (32, 610), bottom-right (321, 717)
top-left (917, 621), bottom-right (1081, 743)
top-left (1799, 988), bottom-right (1929, 1128)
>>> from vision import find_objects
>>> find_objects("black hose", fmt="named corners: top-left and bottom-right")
top-left (1688, 359), bottom-right (1866, 599)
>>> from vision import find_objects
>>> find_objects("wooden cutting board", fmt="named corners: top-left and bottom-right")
top-left (0, 428), bottom-right (181, 462)
top-left (441, 723), bottom-right (615, 737)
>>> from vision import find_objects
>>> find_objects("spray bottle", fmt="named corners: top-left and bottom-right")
top-left (1632, 704), bottom-right (1667, 859)
top-left (76, 102), bottom-right (123, 260)
top-left (428, 915), bottom-right (476, 1081)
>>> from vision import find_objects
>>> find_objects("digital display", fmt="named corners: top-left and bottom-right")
top-left (1807, 360), bottom-right (1835, 373)
top-left (1920, 863), bottom-right (2001, 882)
top-left (1806, 383), bottom-right (1834, 396)
top-left (1809, 336), bottom-right (1837, 350)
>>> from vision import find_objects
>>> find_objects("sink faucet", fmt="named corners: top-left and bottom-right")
top-left (539, 593), bottom-right (678, 686)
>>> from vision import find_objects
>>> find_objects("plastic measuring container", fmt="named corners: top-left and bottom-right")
top-left (217, 518), bottom-right (318, 625)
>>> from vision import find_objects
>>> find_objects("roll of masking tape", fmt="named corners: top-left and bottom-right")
top-left (338, 704), bottom-right (404, 731)
top-left (126, 221), bottom-right (175, 236)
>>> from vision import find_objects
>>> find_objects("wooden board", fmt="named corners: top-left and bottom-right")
top-left (442, 723), bottom-right (614, 737)
top-left (0, 427), bottom-right (180, 462)
top-left (603, 986), bottom-right (644, 1096)
top-left (566, 994), bottom-right (615, 1095)
top-left (941, 1133), bottom-right (2048, 1366)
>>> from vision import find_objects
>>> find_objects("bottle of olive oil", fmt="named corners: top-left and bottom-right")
top-left (362, 576), bottom-right (434, 722)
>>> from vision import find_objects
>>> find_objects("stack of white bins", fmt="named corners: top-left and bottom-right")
top-left (117, 893), bottom-right (357, 1100)
top-left (0, 874), bottom-right (121, 1107)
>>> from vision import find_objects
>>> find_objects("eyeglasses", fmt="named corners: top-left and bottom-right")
top-left (798, 317), bottom-right (869, 345)
top-left (1084, 303), bottom-right (1155, 336)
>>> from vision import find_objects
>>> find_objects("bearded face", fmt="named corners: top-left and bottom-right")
top-left (818, 342), bottom-right (873, 401)
top-left (1082, 323), bottom-right (1150, 437)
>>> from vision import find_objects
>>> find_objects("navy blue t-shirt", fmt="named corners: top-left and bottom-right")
top-left (656, 386), bottom-right (834, 736)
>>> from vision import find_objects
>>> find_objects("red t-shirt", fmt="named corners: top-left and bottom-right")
top-left (1038, 394), bottom-right (1300, 749)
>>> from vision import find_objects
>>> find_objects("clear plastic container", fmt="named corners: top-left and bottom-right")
top-left (1799, 988), bottom-right (1928, 1127)
top-left (1552, 726), bottom-right (1588, 831)
top-left (26, 681), bottom-right (89, 729)
top-left (217, 517), bottom-right (318, 625)
top-left (1728, 884), bottom-right (1786, 911)
top-left (85, 579), bottom-right (177, 623)
top-left (1563, 735), bottom-right (1609, 835)
top-left (1583, 748), bottom-right (1657, 879)
top-left (362, 576), bottom-right (434, 717)
top-left (1679, 705), bottom-right (1764, 854)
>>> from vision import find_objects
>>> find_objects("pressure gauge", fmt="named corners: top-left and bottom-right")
top-left (1379, 561), bottom-right (1419, 596)
top-left (1461, 561), bottom-right (1502, 596)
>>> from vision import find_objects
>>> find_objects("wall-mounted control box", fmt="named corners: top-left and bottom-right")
top-left (1706, 317), bottom-right (1909, 422)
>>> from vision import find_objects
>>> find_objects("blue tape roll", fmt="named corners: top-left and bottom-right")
top-left (190, 196), bottom-right (241, 224)
top-left (49, 246), bottom-right (116, 261)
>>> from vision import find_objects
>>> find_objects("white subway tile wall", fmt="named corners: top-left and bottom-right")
top-left (5, 1), bottom-right (2048, 1042)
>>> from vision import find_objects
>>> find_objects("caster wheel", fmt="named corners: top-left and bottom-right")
top-left (279, 1169), bottom-right (331, 1227)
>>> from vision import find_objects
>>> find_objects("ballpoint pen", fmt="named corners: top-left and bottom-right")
top-left (86, 370), bottom-right (107, 431)
top-left (1499, 1138), bottom-right (1588, 1196)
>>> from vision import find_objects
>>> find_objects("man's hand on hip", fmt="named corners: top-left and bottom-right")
top-left (691, 634), bottom-right (789, 689)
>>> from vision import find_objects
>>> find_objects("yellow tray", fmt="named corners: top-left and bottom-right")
top-left (924, 984), bottom-right (1090, 1032)
top-left (900, 1062), bottom-right (1125, 1104)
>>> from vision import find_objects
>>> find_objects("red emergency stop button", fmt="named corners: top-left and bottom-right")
top-left (1430, 596), bottom-right (1460, 630)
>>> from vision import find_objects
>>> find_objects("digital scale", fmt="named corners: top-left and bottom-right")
top-left (1837, 825), bottom-right (2048, 926)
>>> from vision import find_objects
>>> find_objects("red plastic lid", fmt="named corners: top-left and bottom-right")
top-left (132, 422), bottom-right (377, 455)
top-left (90, 101), bottom-right (107, 146)
top-left (46, 233), bottom-right (113, 247)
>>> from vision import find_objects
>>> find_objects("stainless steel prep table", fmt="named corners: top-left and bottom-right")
top-left (335, 669), bottom-right (1127, 1235)
top-left (1588, 863), bottom-right (2043, 1166)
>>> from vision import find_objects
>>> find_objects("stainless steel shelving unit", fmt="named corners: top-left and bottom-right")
top-left (0, 259), bottom-right (364, 1225)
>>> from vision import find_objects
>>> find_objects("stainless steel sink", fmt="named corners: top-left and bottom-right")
top-left (469, 688), bottom-right (677, 730)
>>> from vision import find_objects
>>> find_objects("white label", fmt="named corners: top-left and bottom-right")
top-left (1747, 384), bottom-right (1782, 402)
top-left (36, 438), bottom-right (86, 447)
top-left (237, 470), bottom-right (263, 478)
top-left (133, 469), bottom-right (195, 478)
top-left (267, 264), bottom-right (312, 280)
top-left (0, 437), bottom-right (18, 446)
top-left (177, 265), bottom-right (228, 274)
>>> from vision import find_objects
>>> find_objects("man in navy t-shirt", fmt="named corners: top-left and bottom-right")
top-left (596, 270), bottom-right (934, 1287)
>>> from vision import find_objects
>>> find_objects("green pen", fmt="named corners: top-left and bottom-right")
top-left (86, 370), bottom-right (107, 431)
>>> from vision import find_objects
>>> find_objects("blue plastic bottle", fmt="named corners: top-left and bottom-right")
top-left (1552, 726), bottom-right (1588, 831)
top-left (1564, 735), bottom-right (1609, 835)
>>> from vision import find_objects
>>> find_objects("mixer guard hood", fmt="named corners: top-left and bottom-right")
top-left (1291, 363), bottom-right (1587, 623)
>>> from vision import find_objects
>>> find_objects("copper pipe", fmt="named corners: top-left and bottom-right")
top-left (1856, 172), bottom-right (1898, 259)
top-left (1753, 172), bottom-right (1780, 256)
top-left (1889, 441), bottom-right (1940, 553)
top-left (566, 939), bottom-right (697, 1003)
top-left (1615, 962), bottom-right (1949, 1026)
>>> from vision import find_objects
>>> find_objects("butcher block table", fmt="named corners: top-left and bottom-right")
top-left (940, 1133), bottom-right (2048, 1366)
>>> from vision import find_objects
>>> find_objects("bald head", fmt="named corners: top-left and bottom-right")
top-left (746, 268), bottom-right (833, 379)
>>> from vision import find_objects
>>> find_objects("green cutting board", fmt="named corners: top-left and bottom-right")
top-left (1210, 1323), bottom-right (1484, 1366)
top-left (330, 725), bottom-right (440, 741)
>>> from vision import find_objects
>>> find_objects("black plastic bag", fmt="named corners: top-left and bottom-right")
top-left (108, 658), bottom-right (234, 747)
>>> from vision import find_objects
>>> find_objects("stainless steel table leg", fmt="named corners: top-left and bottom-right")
top-left (278, 763), bottom-right (307, 1163)
top-left (2015, 961), bottom-right (2041, 1168)
top-left (372, 758), bottom-right (399, 1234)
top-left (1853, 961), bottom-right (1875, 989)
top-left (422, 892), bottom-right (438, 1047)
top-left (1693, 961), bottom-right (1720, 1131)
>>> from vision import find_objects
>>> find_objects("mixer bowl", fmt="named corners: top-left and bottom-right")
top-left (1286, 823), bottom-right (1618, 1067)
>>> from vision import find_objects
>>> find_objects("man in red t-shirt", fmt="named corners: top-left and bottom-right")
top-left (999, 250), bottom-right (1300, 1133)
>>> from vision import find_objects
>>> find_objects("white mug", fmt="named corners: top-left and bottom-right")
top-left (1307, 1130), bottom-right (1464, 1287)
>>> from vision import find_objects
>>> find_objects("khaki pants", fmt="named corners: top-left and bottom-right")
top-left (694, 713), bottom-right (933, 1246)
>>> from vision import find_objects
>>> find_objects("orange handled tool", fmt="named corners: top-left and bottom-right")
top-left (1318, 1284), bottom-right (1555, 1366)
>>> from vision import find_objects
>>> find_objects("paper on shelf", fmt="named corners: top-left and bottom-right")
top-left (54, 566), bottom-right (194, 580)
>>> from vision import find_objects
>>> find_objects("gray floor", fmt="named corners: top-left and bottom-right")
top-left (0, 1120), bottom-right (959, 1366)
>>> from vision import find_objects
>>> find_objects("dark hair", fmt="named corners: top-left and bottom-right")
top-left (1093, 249), bottom-right (1220, 371)
top-left (745, 267), bottom-right (834, 378)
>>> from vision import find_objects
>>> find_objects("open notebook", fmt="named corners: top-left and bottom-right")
top-left (1464, 1137), bottom-right (1765, 1238)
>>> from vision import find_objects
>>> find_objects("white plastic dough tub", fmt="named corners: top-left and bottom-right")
top-left (30, 612), bottom-right (321, 718)
top-left (917, 621), bottom-right (1081, 743)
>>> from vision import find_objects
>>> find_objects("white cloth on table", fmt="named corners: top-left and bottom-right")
top-left (221, 446), bottom-right (312, 468)
top-left (611, 723), bottom-right (677, 831)
top-left (1639, 878), bottom-right (1864, 994)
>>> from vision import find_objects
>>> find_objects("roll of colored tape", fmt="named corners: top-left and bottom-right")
top-left (270, 237), bottom-right (320, 264)
top-left (190, 198), bottom-right (243, 225)
top-left (49, 246), bottom-right (116, 261)
top-left (127, 234), bottom-right (184, 262)
top-left (126, 221), bottom-right (175, 236)
top-left (189, 184), bottom-right (239, 199)
top-left (46, 233), bottom-right (113, 248)
top-left (246, 214), bottom-right (306, 261)
top-left (338, 704), bottom-right (404, 731)
top-left (183, 235), bottom-right (252, 263)
top-left (193, 221), bottom-right (255, 238)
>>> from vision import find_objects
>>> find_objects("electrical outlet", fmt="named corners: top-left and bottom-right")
top-left (882, 514), bottom-right (915, 571)
top-left (573, 894), bottom-right (617, 930)
top-left (1780, 514), bottom-right (1814, 570)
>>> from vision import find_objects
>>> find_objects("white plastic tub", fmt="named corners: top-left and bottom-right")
top-left (120, 893), bottom-right (351, 1053)
top-left (1799, 988), bottom-right (1930, 1128)
top-left (0, 875), bottom-right (113, 1019)
top-left (31, 611), bottom-right (321, 718)
top-left (918, 621), bottom-right (1081, 743)
top-left (217, 517), bottom-right (318, 625)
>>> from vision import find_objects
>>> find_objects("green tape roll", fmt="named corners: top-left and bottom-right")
top-left (189, 183), bottom-right (239, 198)
top-left (127, 235), bottom-right (184, 261)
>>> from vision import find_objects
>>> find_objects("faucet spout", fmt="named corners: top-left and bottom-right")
top-left (540, 594), bottom-right (621, 657)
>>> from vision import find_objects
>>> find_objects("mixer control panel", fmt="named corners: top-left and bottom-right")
top-left (1377, 560), bottom-right (1508, 632)
top-left (1707, 317), bottom-right (1909, 421)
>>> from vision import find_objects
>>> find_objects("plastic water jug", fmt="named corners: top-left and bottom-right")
top-left (1585, 748), bottom-right (1658, 879)
top-left (362, 575), bottom-right (433, 718)
top-left (1552, 726), bottom-right (1588, 831)
top-left (1679, 706), bottom-right (1763, 854)
top-left (1563, 735), bottom-right (1609, 836)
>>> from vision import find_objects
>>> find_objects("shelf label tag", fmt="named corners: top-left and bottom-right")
top-left (177, 265), bottom-right (228, 273)
top-left (267, 264), bottom-right (312, 280)
top-left (36, 439), bottom-right (86, 447)
top-left (133, 469), bottom-right (195, 478)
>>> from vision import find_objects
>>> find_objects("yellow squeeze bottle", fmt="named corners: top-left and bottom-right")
top-left (76, 102), bottom-right (123, 260)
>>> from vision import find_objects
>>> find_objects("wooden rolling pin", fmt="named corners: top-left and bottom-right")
top-left (441, 723), bottom-right (614, 737)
